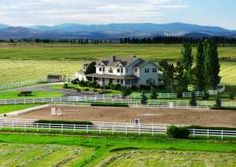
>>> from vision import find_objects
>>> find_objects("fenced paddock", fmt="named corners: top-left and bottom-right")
top-left (0, 95), bottom-right (235, 109)
top-left (7, 105), bottom-right (236, 128)
top-left (0, 119), bottom-right (235, 139)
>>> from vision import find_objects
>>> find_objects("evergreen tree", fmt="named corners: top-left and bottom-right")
top-left (181, 43), bottom-right (193, 84)
top-left (150, 87), bottom-right (158, 99)
top-left (141, 91), bottom-right (148, 105)
top-left (159, 60), bottom-right (175, 92)
top-left (195, 41), bottom-right (206, 91)
top-left (204, 39), bottom-right (221, 89)
top-left (214, 92), bottom-right (221, 107)
top-left (175, 61), bottom-right (188, 96)
top-left (189, 92), bottom-right (197, 106)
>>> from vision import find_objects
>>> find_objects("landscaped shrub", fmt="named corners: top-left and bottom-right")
top-left (121, 87), bottom-right (132, 97)
top-left (91, 102), bottom-right (129, 107)
top-left (141, 91), bottom-right (148, 105)
top-left (189, 92), bottom-right (197, 106)
top-left (228, 92), bottom-right (235, 100)
top-left (63, 83), bottom-right (69, 89)
top-left (167, 125), bottom-right (190, 139)
top-left (35, 120), bottom-right (93, 125)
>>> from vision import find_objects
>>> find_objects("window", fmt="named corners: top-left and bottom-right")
top-left (121, 68), bottom-right (123, 73)
top-left (99, 67), bottom-right (102, 72)
top-left (134, 68), bottom-right (138, 73)
top-left (126, 80), bottom-right (130, 85)
top-left (109, 68), bottom-right (113, 73)
top-left (145, 68), bottom-right (149, 73)
top-left (117, 79), bottom-right (120, 83)
top-left (121, 80), bottom-right (123, 84)
top-left (152, 68), bottom-right (157, 73)
top-left (103, 67), bottom-right (105, 72)
top-left (117, 69), bottom-right (120, 73)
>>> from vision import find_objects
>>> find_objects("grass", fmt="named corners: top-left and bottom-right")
top-left (0, 143), bottom-right (93, 167)
top-left (0, 59), bottom-right (83, 85)
top-left (0, 133), bottom-right (235, 166)
top-left (0, 44), bottom-right (235, 86)
top-left (0, 90), bottom-right (64, 99)
top-left (0, 104), bottom-right (38, 114)
top-left (0, 43), bottom-right (235, 61)
top-left (100, 150), bottom-right (236, 167)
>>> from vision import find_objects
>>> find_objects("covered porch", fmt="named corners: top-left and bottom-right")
top-left (86, 73), bottom-right (139, 87)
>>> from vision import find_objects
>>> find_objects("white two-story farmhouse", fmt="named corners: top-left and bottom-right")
top-left (76, 56), bottom-right (160, 88)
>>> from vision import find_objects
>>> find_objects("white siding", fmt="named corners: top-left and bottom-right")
top-left (138, 63), bottom-right (159, 86)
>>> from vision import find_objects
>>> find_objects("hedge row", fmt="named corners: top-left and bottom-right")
top-left (210, 106), bottom-right (236, 110)
top-left (34, 120), bottom-right (93, 125)
top-left (91, 102), bottom-right (129, 107)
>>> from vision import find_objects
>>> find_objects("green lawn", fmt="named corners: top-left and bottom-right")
top-left (0, 104), bottom-right (38, 114)
top-left (0, 90), bottom-right (64, 99)
top-left (0, 133), bottom-right (235, 167)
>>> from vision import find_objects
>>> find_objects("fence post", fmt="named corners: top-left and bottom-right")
top-left (24, 123), bottom-right (27, 132)
top-left (12, 122), bottom-right (15, 131)
top-left (139, 125), bottom-right (141, 136)
top-left (86, 125), bottom-right (89, 134)
top-left (112, 125), bottom-right (114, 135)
top-left (152, 124), bottom-right (154, 136)
top-left (221, 130), bottom-right (224, 140)
top-left (37, 123), bottom-right (39, 132)
top-left (61, 124), bottom-right (63, 133)
top-left (99, 125), bottom-right (101, 135)
top-left (125, 126), bottom-right (128, 135)
top-left (0, 121), bottom-right (2, 130)
top-left (193, 129), bottom-right (195, 138)
top-left (49, 123), bottom-right (51, 132)
top-left (207, 129), bottom-right (209, 138)
top-left (74, 124), bottom-right (76, 133)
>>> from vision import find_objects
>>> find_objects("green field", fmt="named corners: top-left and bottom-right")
top-left (0, 133), bottom-right (235, 167)
top-left (0, 90), bottom-right (63, 99)
top-left (0, 104), bottom-right (38, 114)
top-left (0, 43), bottom-right (236, 61)
top-left (0, 44), bottom-right (235, 86)
top-left (100, 150), bottom-right (236, 167)
top-left (0, 143), bottom-right (92, 167)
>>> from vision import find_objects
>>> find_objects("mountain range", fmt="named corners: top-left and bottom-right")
top-left (0, 23), bottom-right (235, 40)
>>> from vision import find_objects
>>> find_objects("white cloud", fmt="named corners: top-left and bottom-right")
top-left (0, 0), bottom-right (188, 25)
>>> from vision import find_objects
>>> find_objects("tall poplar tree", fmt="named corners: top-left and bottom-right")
top-left (204, 39), bottom-right (221, 89)
top-left (175, 61), bottom-right (188, 96)
top-left (181, 43), bottom-right (193, 83)
top-left (195, 41), bottom-right (205, 91)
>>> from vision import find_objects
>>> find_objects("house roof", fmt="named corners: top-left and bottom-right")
top-left (96, 56), bottom-right (141, 67)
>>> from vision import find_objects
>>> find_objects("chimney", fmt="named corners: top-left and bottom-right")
top-left (112, 55), bottom-right (116, 62)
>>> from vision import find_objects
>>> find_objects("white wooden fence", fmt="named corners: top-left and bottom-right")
top-left (0, 119), bottom-right (235, 139)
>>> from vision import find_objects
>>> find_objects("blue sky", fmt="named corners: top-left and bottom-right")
top-left (0, 0), bottom-right (235, 29)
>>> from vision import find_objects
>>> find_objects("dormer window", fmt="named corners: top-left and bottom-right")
top-left (134, 68), bottom-right (138, 73)
top-left (152, 68), bottom-right (157, 73)
top-left (109, 68), bottom-right (113, 73)
top-left (145, 68), bottom-right (149, 73)
top-left (121, 68), bottom-right (123, 73)
top-left (99, 67), bottom-right (102, 72)
top-left (117, 69), bottom-right (120, 73)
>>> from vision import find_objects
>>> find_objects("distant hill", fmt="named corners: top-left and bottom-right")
top-left (0, 22), bottom-right (235, 39)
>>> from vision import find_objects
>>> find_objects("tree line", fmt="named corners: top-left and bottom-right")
top-left (120, 36), bottom-right (236, 45)
top-left (159, 39), bottom-right (220, 96)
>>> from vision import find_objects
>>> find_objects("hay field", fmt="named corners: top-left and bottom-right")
top-left (0, 143), bottom-right (91, 167)
top-left (0, 60), bottom-right (83, 84)
top-left (99, 150), bottom-right (236, 167)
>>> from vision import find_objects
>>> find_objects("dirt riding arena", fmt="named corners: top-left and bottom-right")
top-left (11, 105), bottom-right (236, 127)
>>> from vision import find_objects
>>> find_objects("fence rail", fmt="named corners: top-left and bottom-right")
top-left (0, 120), bottom-right (235, 139)
top-left (1, 95), bottom-right (236, 108)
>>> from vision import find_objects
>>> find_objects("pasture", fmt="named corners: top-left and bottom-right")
top-left (100, 150), bottom-right (236, 167)
top-left (0, 104), bottom-right (38, 114)
top-left (0, 133), bottom-right (235, 167)
top-left (0, 143), bottom-right (92, 167)
top-left (0, 43), bottom-right (235, 86)
top-left (12, 105), bottom-right (236, 127)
